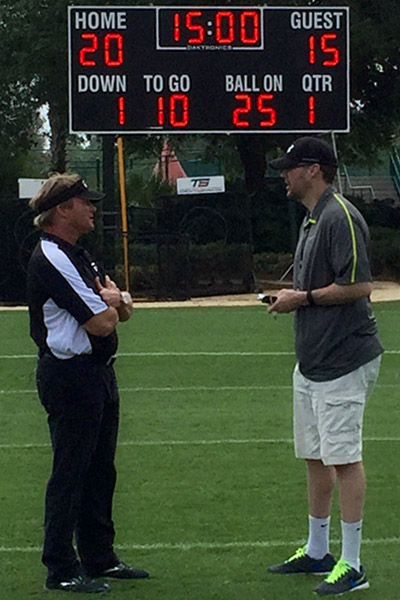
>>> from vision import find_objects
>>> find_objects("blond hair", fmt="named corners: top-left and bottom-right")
top-left (30, 173), bottom-right (81, 229)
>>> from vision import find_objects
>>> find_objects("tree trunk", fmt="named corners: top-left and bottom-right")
top-left (48, 104), bottom-right (68, 173)
top-left (235, 135), bottom-right (267, 193)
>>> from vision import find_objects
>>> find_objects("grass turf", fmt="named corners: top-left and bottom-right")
top-left (0, 303), bottom-right (398, 599)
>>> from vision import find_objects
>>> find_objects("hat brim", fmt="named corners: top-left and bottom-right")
top-left (77, 189), bottom-right (105, 202)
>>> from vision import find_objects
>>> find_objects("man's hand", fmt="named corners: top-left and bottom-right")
top-left (268, 289), bottom-right (308, 314)
top-left (95, 276), bottom-right (123, 308)
top-left (267, 282), bottom-right (374, 314)
top-left (95, 276), bottom-right (133, 322)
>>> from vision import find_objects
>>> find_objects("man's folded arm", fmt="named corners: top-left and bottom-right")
top-left (83, 307), bottom-right (119, 337)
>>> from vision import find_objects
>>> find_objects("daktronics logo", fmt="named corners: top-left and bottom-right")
top-left (177, 175), bottom-right (225, 195)
top-left (191, 178), bottom-right (211, 188)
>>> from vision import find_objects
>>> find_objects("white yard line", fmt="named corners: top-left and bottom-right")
top-left (1, 350), bottom-right (400, 359)
top-left (0, 385), bottom-right (293, 395)
top-left (0, 383), bottom-right (399, 396)
top-left (0, 436), bottom-right (398, 450)
top-left (0, 536), bottom-right (398, 554)
top-left (0, 351), bottom-right (295, 358)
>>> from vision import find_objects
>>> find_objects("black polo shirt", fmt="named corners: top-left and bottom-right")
top-left (293, 187), bottom-right (383, 381)
top-left (27, 233), bottom-right (118, 361)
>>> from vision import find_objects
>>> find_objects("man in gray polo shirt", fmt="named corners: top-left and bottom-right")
top-left (265, 137), bottom-right (383, 596)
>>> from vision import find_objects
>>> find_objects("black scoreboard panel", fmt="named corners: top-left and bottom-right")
top-left (68, 6), bottom-right (349, 134)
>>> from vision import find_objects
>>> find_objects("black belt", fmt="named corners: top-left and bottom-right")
top-left (88, 353), bottom-right (117, 367)
top-left (40, 351), bottom-right (117, 366)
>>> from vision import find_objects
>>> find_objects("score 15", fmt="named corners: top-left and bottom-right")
top-left (79, 33), bottom-right (124, 67)
top-left (308, 33), bottom-right (339, 66)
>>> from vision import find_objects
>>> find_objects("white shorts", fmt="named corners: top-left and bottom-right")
top-left (293, 356), bottom-right (381, 466)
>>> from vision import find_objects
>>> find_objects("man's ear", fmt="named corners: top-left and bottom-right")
top-left (56, 199), bottom-right (74, 218)
top-left (309, 163), bottom-right (322, 178)
top-left (55, 204), bottom-right (67, 220)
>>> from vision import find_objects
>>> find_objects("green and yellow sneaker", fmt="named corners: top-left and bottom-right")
top-left (267, 545), bottom-right (336, 575)
top-left (314, 558), bottom-right (369, 595)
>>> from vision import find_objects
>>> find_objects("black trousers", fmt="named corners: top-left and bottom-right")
top-left (36, 353), bottom-right (120, 582)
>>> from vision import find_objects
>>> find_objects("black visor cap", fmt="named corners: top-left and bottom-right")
top-left (36, 179), bottom-right (105, 214)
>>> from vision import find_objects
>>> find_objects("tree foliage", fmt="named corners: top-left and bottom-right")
top-left (0, 0), bottom-right (399, 192)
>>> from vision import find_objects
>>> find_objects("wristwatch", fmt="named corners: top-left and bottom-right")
top-left (120, 291), bottom-right (131, 306)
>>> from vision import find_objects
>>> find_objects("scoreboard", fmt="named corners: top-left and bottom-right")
top-left (68, 6), bottom-right (350, 134)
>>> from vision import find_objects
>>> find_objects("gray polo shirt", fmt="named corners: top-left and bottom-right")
top-left (293, 186), bottom-right (383, 381)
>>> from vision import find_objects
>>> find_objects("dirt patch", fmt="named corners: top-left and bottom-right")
top-left (130, 280), bottom-right (400, 309)
top-left (1, 281), bottom-right (400, 311)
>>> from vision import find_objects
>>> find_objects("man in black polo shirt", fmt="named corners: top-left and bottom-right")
top-left (264, 138), bottom-right (383, 596)
top-left (27, 173), bottom-right (149, 593)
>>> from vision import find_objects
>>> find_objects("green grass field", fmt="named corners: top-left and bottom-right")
top-left (0, 302), bottom-right (399, 599)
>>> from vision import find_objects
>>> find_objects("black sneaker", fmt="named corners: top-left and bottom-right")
top-left (267, 545), bottom-right (336, 575)
top-left (101, 562), bottom-right (149, 579)
top-left (314, 559), bottom-right (369, 595)
top-left (45, 575), bottom-right (110, 593)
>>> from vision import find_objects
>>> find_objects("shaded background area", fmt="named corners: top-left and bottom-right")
top-left (3, 177), bottom-right (400, 303)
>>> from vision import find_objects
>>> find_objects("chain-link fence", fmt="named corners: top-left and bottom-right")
top-left (0, 177), bottom-right (295, 303)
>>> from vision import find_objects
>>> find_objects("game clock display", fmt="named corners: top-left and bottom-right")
top-left (68, 6), bottom-right (350, 134)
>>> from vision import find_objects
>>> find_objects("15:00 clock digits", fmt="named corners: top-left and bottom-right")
top-left (172, 10), bottom-right (260, 45)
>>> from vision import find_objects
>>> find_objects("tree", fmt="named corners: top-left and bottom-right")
top-left (0, 81), bottom-right (39, 194)
top-left (339, 0), bottom-right (400, 166)
top-left (0, 0), bottom-right (399, 187)
top-left (0, 0), bottom-right (71, 172)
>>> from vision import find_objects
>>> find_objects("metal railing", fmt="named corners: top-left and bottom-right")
top-left (339, 164), bottom-right (376, 201)
top-left (390, 148), bottom-right (400, 198)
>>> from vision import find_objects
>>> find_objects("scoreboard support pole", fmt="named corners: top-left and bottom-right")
top-left (330, 131), bottom-right (343, 195)
top-left (101, 135), bottom-right (117, 272)
top-left (117, 136), bottom-right (130, 292)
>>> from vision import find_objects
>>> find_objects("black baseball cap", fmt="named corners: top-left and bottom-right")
top-left (269, 137), bottom-right (338, 171)
top-left (36, 178), bottom-right (105, 214)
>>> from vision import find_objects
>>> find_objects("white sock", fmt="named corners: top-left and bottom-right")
top-left (306, 515), bottom-right (331, 559)
top-left (341, 520), bottom-right (362, 572)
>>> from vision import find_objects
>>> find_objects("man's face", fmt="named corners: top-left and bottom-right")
top-left (65, 197), bottom-right (97, 235)
top-left (281, 163), bottom-right (314, 201)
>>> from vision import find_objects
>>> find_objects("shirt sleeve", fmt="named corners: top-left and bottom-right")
top-left (39, 241), bottom-right (108, 324)
top-left (329, 212), bottom-right (372, 285)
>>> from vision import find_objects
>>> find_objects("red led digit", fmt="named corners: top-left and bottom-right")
top-left (104, 33), bottom-right (124, 67)
top-left (118, 97), bottom-right (125, 125)
top-left (185, 11), bottom-right (205, 44)
top-left (308, 96), bottom-right (315, 124)
top-left (173, 13), bottom-right (180, 42)
top-left (321, 33), bottom-right (340, 66)
top-left (233, 94), bottom-right (251, 128)
top-left (257, 94), bottom-right (276, 127)
top-left (174, 13), bottom-right (181, 42)
top-left (216, 11), bottom-right (234, 44)
top-left (157, 97), bottom-right (165, 126)
top-left (79, 33), bottom-right (98, 66)
top-left (170, 94), bottom-right (189, 127)
top-left (240, 11), bottom-right (259, 44)
top-left (308, 35), bottom-right (316, 64)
